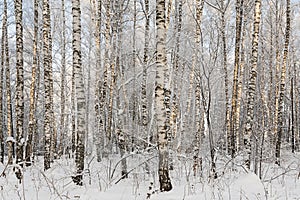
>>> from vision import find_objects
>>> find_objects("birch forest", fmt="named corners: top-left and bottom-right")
top-left (0, 0), bottom-right (300, 199)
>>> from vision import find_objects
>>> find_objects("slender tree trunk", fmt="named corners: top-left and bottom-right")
top-left (102, 0), bottom-right (111, 155)
top-left (116, 87), bottom-right (128, 178)
top-left (292, 50), bottom-right (299, 151)
top-left (141, 0), bottom-right (149, 136)
top-left (267, 8), bottom-right (274, 146)
top-left (172, 0), bottom-right (182, 149)
top-left (43, 0), bottom-right (52, 171)
top-left (58, 0), bottom-right (66, 157)
top-left (107, 0), bottom-right (118, 154)
top-left (273, 0), bottom-right (281, 141)
top-left (291, 77), bottom-right (295, 153)
top-left (186, 0), bottom-right (201, 116)
top-left (131, 0), bottom-right (137, 152)
top-left (244, 0), bottom-right (262, 169)
top-left (15, 0), bottom-right (25, 166)
top-left (85, 34), bottom-right (92, 157)
top-left (229, 0), bottom-right (243, 157)
top-left (94, 0), bottom-right (103, 162)
top-left (220, 0), bottom-right (230, 152)
top-left (72, 0), bottom-right (86, 185)
top-left (156, 0), bottom-right (172, 192)
top-left (275, 0), bottom-right (291, 166)
top-left (71, 57), bottom-right (76, 155)
top-left (0, 0), bottom-right (5, 164)
top-left (5, 16), bottom-right (13, 164)
top-left (25, 0), bottom-right (39, 166)
top-left (192, 0), bottom-right (204, 177)
top-left (235, 13), bottom-right (247, 151)
top-left (166, 0), bottom-right (172, 30)
top-left (115, 2), bottom-right (127, 177)
top-left (33, 54), bottom-right (41, 159)
top-left (48, 4), bottom-right (57, 161)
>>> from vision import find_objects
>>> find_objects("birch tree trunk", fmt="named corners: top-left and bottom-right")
top-left (15, 0), bottom-right (25, 166)
top-left (166, 0), bottom-right (172, 30)
top-left (0, 1), bottom-right (4, 164)
top-left (273, 0), bottom-right (281, 141)
top-left (107, 0), bottom-right (118, 153)
top-left (115, 2), bottom-right (127, 177)
top-left (220, 0), bottom-right (230, 152)
top-left (156, 0), bottom-right (172, 192)
top-left (291, 77), bottom-right (295, 153)
top-left (33, 52), bottom-right (41, 159)
top-left (72, 0), bottom-right (86, 185)
top-left (141, 0), bottom-right (149, 132)
top-left (48, 5), bottom-right (57, 160)
top-left (268, 9), bottom-right (274, 140)
top-left (235, 12), bottom-right (247, 151)
top-left (25, 0), bottom-right (39, 166)
top-left (93, 0), bottom-right (103, 162)
top-left (291, 49), bottom-right (298, 152)
top-left (106, 2), bottom-right (116, 149)
top-left (58, 0), bottom-right (66, 157)
top-left (171, 0), bottom-right (182, 149)
top-left (244, 0), bottom-right (262, 169)
top-left (43, 0), bottom-right (52, 170)
top-left (192, 0), bottom-right (204, 177)
top-left (229, 0), bottom-right (243, 156)
top-left (131, 0), bottom-right (137, 152)
top-left (102, 0), bottom-right (111, 155)
top-left (71, 66), bottom-right (76, 155)
top-left (275, 0), bottom-right (290, 166)
top-left (4, 0), bottom-right (13, 164)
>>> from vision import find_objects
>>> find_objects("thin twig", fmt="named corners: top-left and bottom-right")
top-left (114, 155), bottom-right (157, 184)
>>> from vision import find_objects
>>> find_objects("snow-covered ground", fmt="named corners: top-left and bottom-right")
top-left (0, 151), bottom-right (299, 200)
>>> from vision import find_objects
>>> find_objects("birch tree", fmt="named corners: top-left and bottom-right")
top-left (107, 0), bottom-right (117, 152)
top-left (220, 0), bottom-right (230, 151)
top-left (156, 0), bottom-right (172, 192)
top-left (48, 3), bottom-right (57, 160)
top-left (72, 0), bottom-right (86, 185)
top-left (171, 0), bottom-right (182, 149)
top-left (15, 0), bottom-right (25, 166)
top-left (192, 0), bottom-right (204, 177)
top-left (141, 0), bottom-right (150, 139)
top-left (244, 0), bottom-right (262, 169)
top-left (3, 0), bottom-right (13, 165)
top-left (43, 0), bottom-right (52, 170)
top-left (93, 0), bottom-right (103, 162)
top-left (58, 0), bottom-right (66, 157)
top-left (273, 0), bottom-right (282, 141)
top-left (25, 0), bottom-right (39, 166)
top-left (229, 0), bottom-right (243, 156)
top-left (102, 0), bottom-right (111, 155)
top-left (0, 0), bottom-right (4, 164)
top-left (275, 0), bottom-right (291, 166)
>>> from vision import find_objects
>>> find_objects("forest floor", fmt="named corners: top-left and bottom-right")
top-left (0, 150), bottom-right (299, 200)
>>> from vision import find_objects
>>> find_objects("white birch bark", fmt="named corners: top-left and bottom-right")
top-left (25, 0), bottom-right (39, 165)
top-left (193, 0), bottom-right (204, 177)
top-left (58, 0), bottom-right (66, 157)
top-left (43, 0), bottom-right (52, 170)
top-left (244, 0), bottom-right (262, 169)
top-left (275, 0), bottom-right (291, 166)
top-left (15, 0), bottom-right (24, 166)
top-left (0, 0), bottom-right (5, 164)
top-left (229, 0), bottom-right (243, 156)
top-left (156, 0), bottom-right (172, 192)
top-left (72, 0), bottom-right (86, 185)
top-left (93, 0), bottom-right (103, 162)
